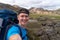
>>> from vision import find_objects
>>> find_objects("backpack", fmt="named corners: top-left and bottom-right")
top-left (0, 9), bottom-right (18, 40)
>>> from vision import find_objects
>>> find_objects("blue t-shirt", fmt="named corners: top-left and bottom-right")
top-left (6, 24), bottom-right (28, 40)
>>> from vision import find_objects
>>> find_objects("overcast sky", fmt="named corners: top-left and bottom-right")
top-left (0, 0), bottom-right (60, 10)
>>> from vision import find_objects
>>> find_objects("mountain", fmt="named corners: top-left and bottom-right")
top-left (0, 3), bottom-right (22, 12)
top-left (0, 3), bottom-right (60, 15)
top-left (29, 7), bottom-right (60, 15)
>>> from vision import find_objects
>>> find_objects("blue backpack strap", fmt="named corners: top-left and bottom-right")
top-left (14, 24), bottom-right (28, 40)
top-left (5, 24), bottom-right (28, 40)
top-left (4, 24), bottom-right (22, 40)
top-left (14, 24), bottom-right (22, 37)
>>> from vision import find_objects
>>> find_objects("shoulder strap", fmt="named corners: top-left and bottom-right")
top-left (3, 24), bottom-right (22, 40)
top-left (14, 24), bottom-right (22, 37)
top-left (15, 24), bottom-right (28, 40)
top-left (4, 24), bottom-right (23, 40)
top-left (3, 24), bottom-right (13, 40)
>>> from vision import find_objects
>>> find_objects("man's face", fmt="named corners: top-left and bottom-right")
top-left (17, 13), bottom-right (29, 26)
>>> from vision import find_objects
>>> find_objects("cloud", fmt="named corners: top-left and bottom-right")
top-left (0, 0), bottom-right (13, 4)
top-left (27, 0), bottom-right (60, 10)
top-left (0, 0), bottom-right (60, 10)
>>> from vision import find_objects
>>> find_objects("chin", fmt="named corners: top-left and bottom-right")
top-left (22, 23), bottom-right (27, 25)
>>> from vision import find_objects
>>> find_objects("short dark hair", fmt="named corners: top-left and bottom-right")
top-left (17, 8), bottom-right (29, 15)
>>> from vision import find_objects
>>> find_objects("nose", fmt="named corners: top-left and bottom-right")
top-left (23, 16), bottom-right (27, 19)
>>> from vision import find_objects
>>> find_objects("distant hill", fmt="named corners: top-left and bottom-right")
top-left (29, 7), bottom-right (60, 15)
top-left (0, 3), bottom-right (22, 12)
top-left (0, 3), bottom-right (60, 15)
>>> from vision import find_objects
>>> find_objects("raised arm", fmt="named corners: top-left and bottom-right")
top-left (9, 34), bottom-right (22, 40)
top-left (6, 26), bottom-right (22, 40)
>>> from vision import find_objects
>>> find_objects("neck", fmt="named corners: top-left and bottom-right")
top-left (18, 23), bottom-right (26, 28)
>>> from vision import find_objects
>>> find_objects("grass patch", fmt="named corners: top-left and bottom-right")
top-left (30, 13), bottom-right (60, 20)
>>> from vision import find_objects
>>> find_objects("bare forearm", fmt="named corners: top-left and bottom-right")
top-left (9, 34), bottom-right (22, 40)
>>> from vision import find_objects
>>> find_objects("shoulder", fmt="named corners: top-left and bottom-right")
top-left (6, 24), bottom-right (20, 40)
top-left (7, 24), bottom-right (20, 34)
top-left (7, 25), bottom-right (19, 32)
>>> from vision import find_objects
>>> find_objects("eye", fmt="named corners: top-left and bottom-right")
top-left (21, 15), bottom-right (28, 17)
top-left (21, 15), bottom-right (24, 17)
top-left (25, 15), bottom-right (28, 17)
